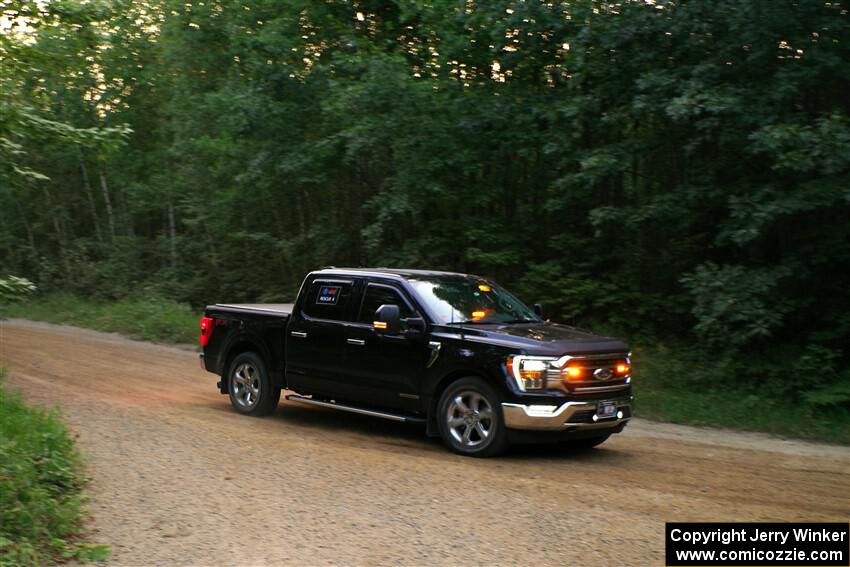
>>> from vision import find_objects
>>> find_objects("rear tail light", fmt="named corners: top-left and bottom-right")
top-left (199, 316), bottom-right (215, 347)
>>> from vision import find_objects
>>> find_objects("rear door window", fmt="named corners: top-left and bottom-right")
top-left (302, 280), bottom-right (355, 321)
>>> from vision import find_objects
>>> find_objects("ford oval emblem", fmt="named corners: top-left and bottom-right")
top-left (593, 367), bottom-right (614, 381)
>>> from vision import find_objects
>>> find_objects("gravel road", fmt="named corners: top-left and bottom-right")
top-left (1, 319), bottom-right (848, 566)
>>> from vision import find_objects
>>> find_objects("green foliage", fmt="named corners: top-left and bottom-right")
top-left (0, 370), bottom-right (110, 566)
top-left (633, 345), bottom-right (850, 444)
top-left (795, 345), bottom-right (850, 407)
top-left (752, 113), bottom-right (850, 177)
top-left (0, 276), bottom-right (36, 304)
top-left (804, 381), bottom-right (850, 408)
top-left (680, 263), bottom-right (791, 348)
top-left (0, 294), bottom-right (200, 345)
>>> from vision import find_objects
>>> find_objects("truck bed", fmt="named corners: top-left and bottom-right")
top-left (212, 303), bottom-right (294, 316)
top-left (202, 303), bottom-right (292, 379)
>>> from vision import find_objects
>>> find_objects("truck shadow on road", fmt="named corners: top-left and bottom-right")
top-left (505, 441), bottom-right (634, 464)
top-left (207, 399), bottom-right (636, 463)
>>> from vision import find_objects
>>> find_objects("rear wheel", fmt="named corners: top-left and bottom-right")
top-left (227, 352), bottom-right (280, 416)
top-left (437, 377), bottom-right (508, 457)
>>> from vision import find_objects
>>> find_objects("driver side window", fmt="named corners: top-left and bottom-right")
top-left (358, 285), bottom-right (413, 324)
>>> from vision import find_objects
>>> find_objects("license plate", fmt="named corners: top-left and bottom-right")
top-left (597, 402), bottom-right (617, 419)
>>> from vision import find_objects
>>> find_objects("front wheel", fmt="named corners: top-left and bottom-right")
top-left (227, 352), bottom-right (280, 416)
top-left (437, 377), bottom-right (509, 457)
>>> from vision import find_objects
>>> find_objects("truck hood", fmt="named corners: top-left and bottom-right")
top-left (442, 322), bottom-right (628, 356)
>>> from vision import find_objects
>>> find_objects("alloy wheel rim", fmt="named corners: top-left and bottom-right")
top-left (231, 362), bottom-right (260, 409)
top-left (446, 390), bottom-right (494, 448)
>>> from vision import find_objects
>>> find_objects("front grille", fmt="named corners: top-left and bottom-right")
top-left (571, 381), bottom-right (630, 393)
top-left (543, 352), bottom-right (631, 394)
top-left (569, 388), bottom-right (631, 400)
top-left (564, 353), bottom-right (629, 391)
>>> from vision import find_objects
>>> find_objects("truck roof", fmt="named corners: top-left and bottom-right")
top-left (313, 267), bottom-right (479, 279)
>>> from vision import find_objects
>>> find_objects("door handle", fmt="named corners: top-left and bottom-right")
top-left (291, 331), bottom-right (308, 339)
top-left (346, 338), bottom-right (366, 346)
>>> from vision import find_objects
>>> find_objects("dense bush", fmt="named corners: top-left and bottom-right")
top-left (0, 276), bottom-right (35, 304)
top-left (0, 294), bottom-right (200, 345)
top-left (0, 371), bottom-right (109, 565)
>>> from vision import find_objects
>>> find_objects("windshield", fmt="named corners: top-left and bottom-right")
top-left (409, 277), bottom-right (541, 325)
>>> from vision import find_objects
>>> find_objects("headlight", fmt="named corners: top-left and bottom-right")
top-left (506, 355), bottom-right (559, 391)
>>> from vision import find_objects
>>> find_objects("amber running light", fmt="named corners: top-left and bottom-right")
top-left (565, 366), bottom-right (584, 379)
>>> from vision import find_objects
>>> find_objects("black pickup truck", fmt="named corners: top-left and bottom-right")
top-left (199, 268), bottom-right (632, 457)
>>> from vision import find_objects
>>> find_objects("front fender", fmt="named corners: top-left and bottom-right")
top-left (422, 335), bottom-right (515, 401)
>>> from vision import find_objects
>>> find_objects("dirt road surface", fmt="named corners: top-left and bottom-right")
top-left (1, 319), bottom-right (848, 566)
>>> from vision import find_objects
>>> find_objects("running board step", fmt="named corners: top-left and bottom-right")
top-left (285, 395), bottom-right (426, 424)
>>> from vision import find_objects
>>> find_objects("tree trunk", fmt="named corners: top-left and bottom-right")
top-left (41, 186), bottom-right (70, 273)
top-left (98, 164), bottom-right (116, 240)
top-left (168, 203), bottom-right (177, 270)
top-left (41, 187), bottom-right (64, 248)
top-left (78, 150), bottom-right (103, 243)
top-left (295, 190), bottom-right (306, 236)
top-left (12, 195), bottom-right (38, 262)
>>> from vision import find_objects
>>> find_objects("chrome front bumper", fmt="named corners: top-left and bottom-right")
top-left (501, 399), bottom-right (632, 431)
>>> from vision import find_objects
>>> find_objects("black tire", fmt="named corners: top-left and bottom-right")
top-left (436, 377), bottom-right (509, 457)
top-left (569, 434), bottom-right (611, 450)
top-left (226, 352), bottom-right (280, 416)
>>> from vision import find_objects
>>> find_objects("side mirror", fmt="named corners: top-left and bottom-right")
top-left (373, 304), bottom-right (401, 334)
top-left (533, 303), bottom-right (544, 318)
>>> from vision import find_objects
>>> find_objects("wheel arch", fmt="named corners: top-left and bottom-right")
top-left (219, 337), bottom-right (267, 393)
top-left (425, 368), bottom-right (487, 437)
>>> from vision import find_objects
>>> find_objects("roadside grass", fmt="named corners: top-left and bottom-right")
top-left (3, 295), bottom-right (847, 444)
top-left (633, 344), bottom-right (850, 445)
top-left (0, 293), bottom-right (198, 345)
top-left (0, 369), bottom-right (110, 566)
